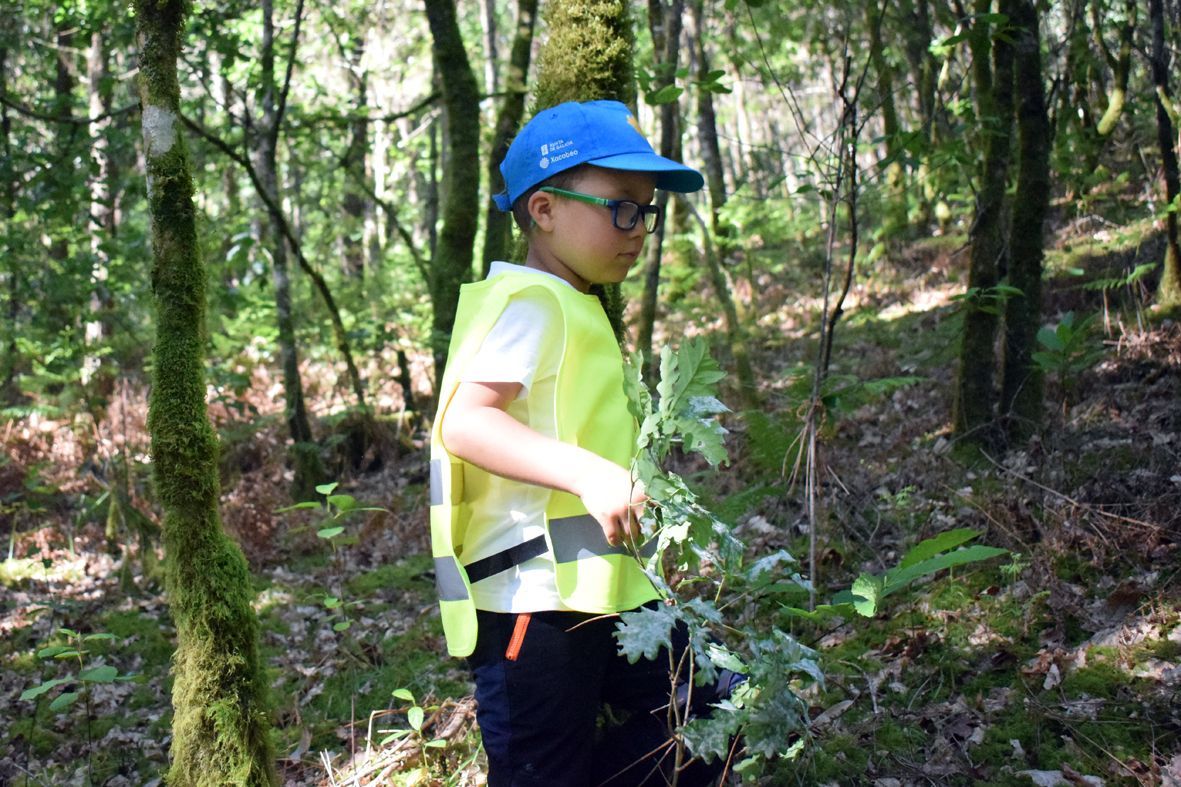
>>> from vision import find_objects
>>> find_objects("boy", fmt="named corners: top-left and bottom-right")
top-left (429, 100), bottom-right (719, 786)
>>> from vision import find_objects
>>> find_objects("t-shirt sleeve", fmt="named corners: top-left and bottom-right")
top-left (462, 287), bottom-right (562, 395)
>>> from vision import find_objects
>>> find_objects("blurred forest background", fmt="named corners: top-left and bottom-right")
top-left (1, 0), bottom-right (1180, 784)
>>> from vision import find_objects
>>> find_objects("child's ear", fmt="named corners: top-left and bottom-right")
top-left (527, 190), bottom-right (557, 231)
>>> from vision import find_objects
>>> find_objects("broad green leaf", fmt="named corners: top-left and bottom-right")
top-left (54, 649), bottom-right (83, 660)
top-left (317, 526), bottom-right (345, 540)
top-left (21, 677), bottom-right (72, 701)
top-left (327, 494), bottom-right (357, 513)
top-left (79, 665), bottom-right (118, 683)
top-left (649, 84), bottom-right (683, 104)
top-left (58, 628), bottom-right (78, 637)
top-left (323, 596), bottom-right (342, 609)
top-left (899, 528), bottom-right (980, 569)
top-left (50, 692), bottom-right (80, 712)
top-left (425, 739), bottom-right (448, 748)
top-left (332, 621), bottom-right (351, 632)
top-left (392, 688), bottom-right (415, 702)
top-left (83, 633), bottom-right (117, 642)
top-left (1037, 325), bottom-right (1064, 351)
top-left (315, 482), bottom-right (339, 495)
top-left (885, 545), bottom-right (1008, 592)
top-left (850, 573), bottom-right (883, 617)
top-left (37, 645), bottom-right (73, 659)
top-left (407, 705), bottom-right (424, 732)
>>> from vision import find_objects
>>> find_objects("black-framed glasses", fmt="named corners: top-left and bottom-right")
top-left (539, 186), bottom-right (663, 233)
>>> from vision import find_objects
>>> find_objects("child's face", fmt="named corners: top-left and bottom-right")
top-left (527, 167), bottom-right (658, 292)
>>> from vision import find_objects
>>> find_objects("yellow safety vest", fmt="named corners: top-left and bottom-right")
top-left (429, 270), bottom-right (659, 658)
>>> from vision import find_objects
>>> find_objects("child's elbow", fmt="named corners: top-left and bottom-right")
top-left (438, 412), bottom-right (467, 459)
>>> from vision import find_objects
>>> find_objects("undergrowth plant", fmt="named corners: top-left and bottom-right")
top-left (20, 627), bottom-right (140, 781)
top-left (620, 338), bottom-right (823, 778)
top-left (1031, 311), bottom-right (1106, 407)
top-left (280, 481), bottom-right (385, 633)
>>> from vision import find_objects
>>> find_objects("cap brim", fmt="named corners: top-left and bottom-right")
top-left (587, 153), bottom-right (705, 193)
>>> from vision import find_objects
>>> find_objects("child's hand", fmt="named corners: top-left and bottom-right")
top-left (577, 459), bottom-right (647, 548)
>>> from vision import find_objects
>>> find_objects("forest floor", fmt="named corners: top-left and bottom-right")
top-left (1, 214), bottom-right (1180, 786)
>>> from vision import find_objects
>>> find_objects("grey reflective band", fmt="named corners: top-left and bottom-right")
top-left (550, 514), bottom-right (657, 563)
top-left (429, 459), bottom-right (443, 506)
top-left (434, 556), bottom-right (469, 601)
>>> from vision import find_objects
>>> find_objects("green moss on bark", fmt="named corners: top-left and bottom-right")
top-left (533, 0), bottom-right (637, 338)
top-left (135, 0), bottom-right (276, 783)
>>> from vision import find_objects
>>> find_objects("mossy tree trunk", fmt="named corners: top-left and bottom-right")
top-left (1001, 0), bottom-right (1050, 443)
top-left (134, 0), bottom-right (276, 783)
top-left (424, 0), bottom-right (480, 389)
top-left (533, 0), bottom-right (638, 339)
top-left (1094, 0), bottom-right (1135, 137)
top-left (1149, 0), bottom-right (1181, 307)
top-left (480, 0), bottom-right (538, 275)
top-left (953, 1), bottom-right (1014, 448)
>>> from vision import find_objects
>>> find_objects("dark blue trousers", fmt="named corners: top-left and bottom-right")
top-left (469, 608), bottom-right (723, 787)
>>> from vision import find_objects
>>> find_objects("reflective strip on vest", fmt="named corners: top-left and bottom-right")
top-left (434, 556), bottom-right (469, 601)
top-left (429, 459), bottom-right (444, 506)
top-left (550, 514), bottom-right (658, 563)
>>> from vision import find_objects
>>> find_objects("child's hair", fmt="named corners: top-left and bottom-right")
top-left (510, 165), bottom-right (588, 233)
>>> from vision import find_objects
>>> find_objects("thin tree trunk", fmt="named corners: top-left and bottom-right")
top-left (481, 0), bottom-right (538, 275)
top-left (953, 3), bottom-right (1014, 447)
top-left (1001, 0), bottom-right (1050, 443)
top-left (341, 37), bottom-right (369, 279)
top-left (49, 19), bottom-right (75, 273)
top-left (258, 0), bottom-right (323, 499)
top-left (638, 0), bottom-right (684, 375)
top-left (1149, 0), bottom-right (1181, 306)
top-left (0, 45), bottom-right (22, 404)
top-left (1095, 0), bottom-right (1136, 136)
top-left (866, 1), bottom-right (908, 237)
top-left (133, 0), bottom-right (276, 782)
top-left (687, 0), bottom-right (757, 407)
top-left (424, 0), bottom-right (480, 389)
top-left (84, 29), bottom-right (117, 399)
top-left (480, 0), bottom-right (499, 95)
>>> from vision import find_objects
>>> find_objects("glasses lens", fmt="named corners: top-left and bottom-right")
top-left (612, 201), bottom-right (640, 231)
top-left (643, 206), bottom-right (661, 233)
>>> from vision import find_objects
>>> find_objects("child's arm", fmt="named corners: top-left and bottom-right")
top-left (441, 380), bottom-right (644, 547)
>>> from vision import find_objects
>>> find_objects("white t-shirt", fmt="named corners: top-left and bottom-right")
top-left (458, 261), bottom-right (574, 612)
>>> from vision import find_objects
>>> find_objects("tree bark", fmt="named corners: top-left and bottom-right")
top-left (257, 0), bottom-right (324, 499)
top-left (133, 0), bottom-right (276, 782)
top-left (0, 44), bottom-right (21, 404)
top-left (84, 29), bottom-right (117, 399)
top-left (340, 37), bottom-right (370, 279)
top-left (638, 0), bottom-right (684, 375)
top-left (423, 0), bottom-right (480, 389)
top-left (1149, 0), bottom-right (1181, 306)
top-left (953, 2), bottom-right (1014, 447)
top-left (1094, 0), bottom-right (1136, 136)
top-left (688, 0), bottom-right (758, 408)
top-left (480, 0), bottom-right (538, 275)
top-left (866, 0), bottom-right (908, 236)
top-left (1001, 0), bottom-right (1050, 443)
top-left (533, 0), bottom-right (639, 341)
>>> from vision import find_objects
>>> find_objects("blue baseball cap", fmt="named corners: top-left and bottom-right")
top-left (492, 100), bottom-right (705, 212)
